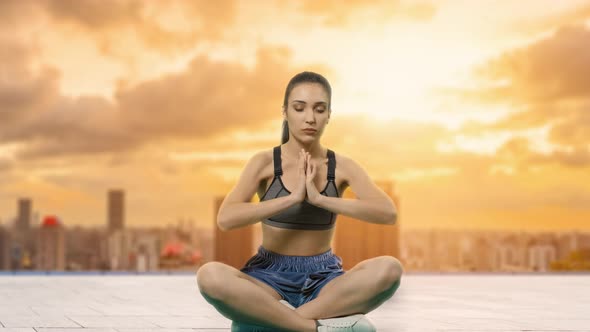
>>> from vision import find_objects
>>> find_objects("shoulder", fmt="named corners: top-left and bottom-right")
top-left (249, 148), bottom-right (273, 169)
top-left (331, 150), bottom-right (357, 181)
top-left (256, 147), bottom-right (274, 162)
top-left (250, 147), bottom-right (279, 179)
top-left (331, 150), bottom-right (355, 172)
top-left (332, 151), bottom-right (371, 181)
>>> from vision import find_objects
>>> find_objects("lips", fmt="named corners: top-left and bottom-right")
top-left (302, 129), bottom-right (317, 132)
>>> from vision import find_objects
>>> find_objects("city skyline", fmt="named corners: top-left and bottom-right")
top-left (1, 183), bottom-right (588, 273)
top-left (1, 1), bottom-right (589, 231)
top-left (1, 190), bottom-right (587, 232)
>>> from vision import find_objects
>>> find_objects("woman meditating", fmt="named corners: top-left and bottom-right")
top-left (197, 71), bottom-right (403, 331)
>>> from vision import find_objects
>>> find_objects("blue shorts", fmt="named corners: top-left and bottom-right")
top-left (240, 245), bottom-right (346, 308)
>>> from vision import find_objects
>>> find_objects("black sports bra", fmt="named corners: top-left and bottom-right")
top-left (259, 145), bottom-right (339, 230)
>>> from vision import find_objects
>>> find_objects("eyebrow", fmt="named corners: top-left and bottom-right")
top-left (292, 100), bottom-right (328, 106)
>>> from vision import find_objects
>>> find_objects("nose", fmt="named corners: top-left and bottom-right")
top-left (305, 109), bottom-right (316, 123)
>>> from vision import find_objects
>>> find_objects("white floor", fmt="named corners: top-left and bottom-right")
top-left (0, 273), bottom-right (588, 331)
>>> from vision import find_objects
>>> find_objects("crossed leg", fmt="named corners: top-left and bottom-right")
top-left (295, 256), bottom-right (403, 320)
top-left (197, 256), bottom-right (403, 330)
top-left (196, 261), bottom-right (317, 332)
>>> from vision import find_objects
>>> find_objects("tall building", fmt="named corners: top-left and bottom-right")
top-left (108, 189), bottom-right (125, 232)
top-left (333, 180), bottom-right (401, 270)
top-left (16, 198), bottom-right (32, 231)
top-left (36, 216), bottom-right (66, 270)
top-left (107, 229), bottom-right (133, 270)
top-left (65, 227), bottom-right (109, 271)
top-left (0, 225), bottom-right (9, 269)
top-left (213, 196), bottom-right (254, 269)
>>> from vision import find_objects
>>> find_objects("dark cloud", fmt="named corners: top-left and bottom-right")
top-left (473, 25), bottom-right (590, 104)
top-left (41, 0), bottom-right (144, 29)
top-left (44, 0), bottom-right (237, 52)
top-left (0, 39), bottom-right (325, 160)
top-left (0, 40), bottom-right (61, 135)
top-left (0, 1), bottom-right (38, 28)
top-left (115, 46), bottom-right (312, 143)
top-left (0, 0), bottom-right (237, 57)
top-left (9, 97), bottom-right (137, 159)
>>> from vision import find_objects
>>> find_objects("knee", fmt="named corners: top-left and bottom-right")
top-left (375, 256), bottom-right (403, 292)
top-left (196, 262), bottom-right (228, 300)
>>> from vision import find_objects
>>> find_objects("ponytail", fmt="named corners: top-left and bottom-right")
top-left (281, 119), bottom-right (289, 144)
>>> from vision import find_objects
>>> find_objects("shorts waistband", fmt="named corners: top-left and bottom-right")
top-left (257, 245), bottom-right (335, 264)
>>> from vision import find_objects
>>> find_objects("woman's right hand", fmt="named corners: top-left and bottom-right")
top-left (291, 148), bottom-right (308, 203)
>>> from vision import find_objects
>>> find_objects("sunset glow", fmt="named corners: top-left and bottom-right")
top-left (1, 0), bottom-right (589, 231)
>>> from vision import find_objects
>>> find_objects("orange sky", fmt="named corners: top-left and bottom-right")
top-left (1, 0), bottom-right (589, 231)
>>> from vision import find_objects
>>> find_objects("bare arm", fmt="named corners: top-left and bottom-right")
top-left (216, 151), bottom-right (299, 231)
top-left (313, 156), bottom-right (397, 225)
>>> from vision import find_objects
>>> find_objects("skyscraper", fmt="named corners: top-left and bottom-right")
top-left (16, 198), bottom-right (32, 231)
top-left (108, 190), bottom-right (125, 232)
top-left (37, 216), bottom-right (66, 270)
top-left (213, 196), bottom-right (254, 269)
top-left (333, 180), bottom-right (401, 270)
top-left (0, 226), bottom-right (9, 269)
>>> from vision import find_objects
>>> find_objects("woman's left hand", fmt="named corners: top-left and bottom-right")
top-left (305, 153), bottom-right (328, 205)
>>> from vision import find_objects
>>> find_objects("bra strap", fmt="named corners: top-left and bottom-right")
top-left (327, 149), bottom-right (336, 181)
top-left (273, 146), bottom-right (283, 176)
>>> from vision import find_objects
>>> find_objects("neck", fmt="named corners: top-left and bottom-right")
top-left (282, 139), bottom-right (325, 160)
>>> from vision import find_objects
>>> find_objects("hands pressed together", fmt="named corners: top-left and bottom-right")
top-left (292, 148), bottom-right (329, 206)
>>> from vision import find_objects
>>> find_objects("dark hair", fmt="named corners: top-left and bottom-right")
top-left (281, 71), bottom-right (332, 144)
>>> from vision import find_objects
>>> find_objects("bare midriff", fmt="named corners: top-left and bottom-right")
top-left (261, 223), bottom-right (335, 256)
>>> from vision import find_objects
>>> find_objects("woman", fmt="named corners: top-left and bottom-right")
top-left (196, 72), bottom-right (403, 332)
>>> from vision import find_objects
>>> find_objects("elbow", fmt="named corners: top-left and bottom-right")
top-left (389, 211), bottom-right (398, 225)
top-left (217, 220), bottom-right (230, 231)
top-left (385, 205), bottom-right (398, 225)
top-left (382, 212), bottom-right (397, 225)
top-left (383, 198), bottom-right (398, 225)
top-left (216, 211), bottom-right (231, 231)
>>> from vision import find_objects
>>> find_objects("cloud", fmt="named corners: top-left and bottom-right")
top-left (0, 39), bottom-right (60, 133)
top-left (0, 158), bottom-right (12, 173)
top-left (0, 39), bottom-right (330, 160)
top-left (316, 113), bottom-right (590, 217)
top-left (510, 3), bottom-right (590, 36)
top-left (473, 25), bottom-right (590, 104)
top-left (296, 0), bottom-right (436, 27)
top-left (547, 104), bottom-right (590, 147)
top-left (0, 1), bottom-right (38, 28)
top-left (448, 25), bottom-right (590, 167)
top-left (0, 0), bottom-right (237, 58)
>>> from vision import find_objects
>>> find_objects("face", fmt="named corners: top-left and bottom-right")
top-left (283, 83), bottom-right (331, 141)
